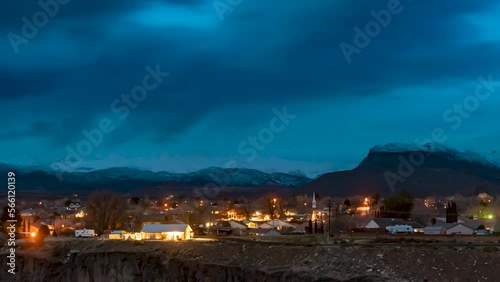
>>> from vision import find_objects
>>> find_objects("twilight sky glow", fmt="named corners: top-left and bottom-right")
top-left (1, 1), bottom-right (500, 177)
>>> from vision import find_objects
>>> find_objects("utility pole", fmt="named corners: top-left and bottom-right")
top-left (327, 199), bottom-right (332, 244)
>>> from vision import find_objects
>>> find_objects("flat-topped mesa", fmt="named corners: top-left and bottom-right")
top-left (368, 142), bottom-right (499, 169)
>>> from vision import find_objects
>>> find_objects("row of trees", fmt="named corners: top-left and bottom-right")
top-left (85, 190), bottom-right (128, 233)
top-left (380, 191), bottom-right (414, 219)
top-left (21, 189), bottom-right (498, 234)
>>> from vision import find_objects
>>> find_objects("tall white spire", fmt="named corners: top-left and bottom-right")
top-left (312, 191), bottom-right (317, 209)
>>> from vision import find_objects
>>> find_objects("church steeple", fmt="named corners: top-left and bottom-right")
top-left (312, 191), bottom-right (317, 209)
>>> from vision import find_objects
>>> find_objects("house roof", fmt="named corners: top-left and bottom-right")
top-left (435, 217), bottom-right (466, 224)
top-left (405, 221), bottom-right (424, 228)
top-left (461, 219), bottom-right (497, 230)
top-left (228, 221), bottom-right (247, 229)
top-left (432, 222), bottom-right (454, 229)
top-left (248, 228), bottom-right (281, 235)
top-left (354, 217), bottom-right (373, 228)
top-left (110, 230), bottom-right (126, 234)
top-left (265, 219), bottom-right (294, 228)
top-left (141, 224), bottom-right (190, 233)
top-left (367, 218), bottom-right (406, 229)
top-left (219, 221), bottom-right (248, 229)
top-left (258, 223), bottom-right (274, 229)
top-left (446, 223), bottom-right (474, 231)
top-left (424, 226), bottom-right (446, 231)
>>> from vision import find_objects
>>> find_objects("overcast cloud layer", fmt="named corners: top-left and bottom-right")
top-left (1, 0), bottom-right (500, 176)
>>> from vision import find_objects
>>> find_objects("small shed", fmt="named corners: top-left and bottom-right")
top-left (109, 230), bottom-right (126, 240)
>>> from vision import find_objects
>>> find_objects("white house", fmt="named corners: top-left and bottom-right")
top-left (446, 223), bottom-right (474, 235)
top-left (365, 218), bottom-right (405, 229)
top-left (140, 224), bottom-right (193, 241)
top-left (218, 220), bottom-right (248, 236)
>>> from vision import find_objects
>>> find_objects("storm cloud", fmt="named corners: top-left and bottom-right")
top-left (1, 0), bottom-right (500, 176)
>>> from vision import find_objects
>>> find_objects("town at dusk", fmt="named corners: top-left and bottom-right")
top-left (1, 1), bottom-right (500, 281)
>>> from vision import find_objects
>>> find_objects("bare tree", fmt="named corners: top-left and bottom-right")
top-left (278, 199), bottom-right (289, 219)
top-left (86, 190), bottom-right (127, 233)
top-left (194, 205), bottom-right (209, 224)
top-left (239, 200), bottom-right (253, 219)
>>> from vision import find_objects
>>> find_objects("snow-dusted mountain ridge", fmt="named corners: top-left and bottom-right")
top-left (370, 142), bottom-right (500, 169)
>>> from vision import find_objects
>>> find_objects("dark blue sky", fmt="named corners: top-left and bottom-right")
top-left (1, 1), bottom-right (500, 176)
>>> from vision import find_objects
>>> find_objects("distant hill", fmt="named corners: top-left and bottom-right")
top-left (5, 142), bottom-right (500, 199)
top-left (301, 143), bottom-right (500, 197)
top-left (0, 165), bottom-right (312, 199)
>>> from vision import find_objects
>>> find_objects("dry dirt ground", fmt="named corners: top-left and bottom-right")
top-left (5, 236), bottom-right (500, 281)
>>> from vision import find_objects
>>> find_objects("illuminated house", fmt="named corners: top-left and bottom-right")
top-left (108, 230), bottom-right (133, 240)
top-left (27, 222), bottom-right (54, 236)
top-left (60, 210), bottom-right (85, 219)
top-left (140, 224), bottom-right (193, 241)
top-left (356, 198), bottom-right (371, 216)
top-left (241, 219), bottom-right (257, 228)
top-left (227, 210), bottom-right (245, 221)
